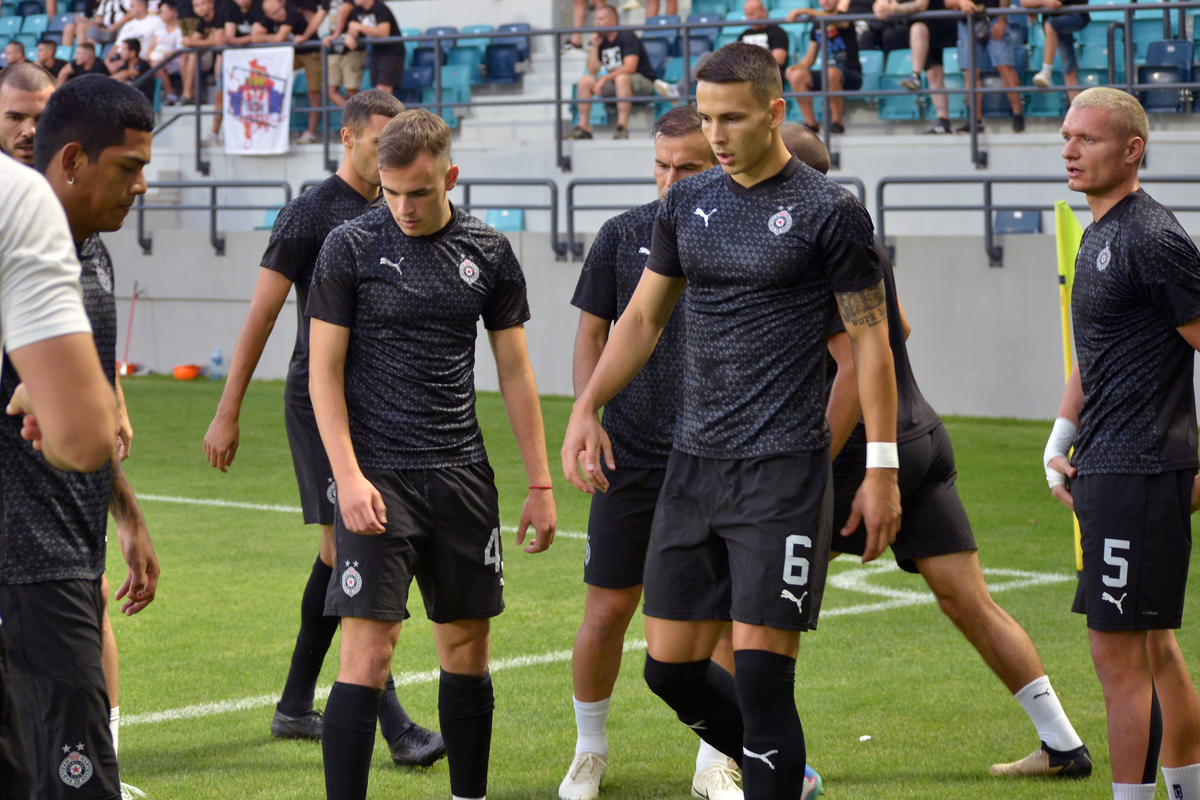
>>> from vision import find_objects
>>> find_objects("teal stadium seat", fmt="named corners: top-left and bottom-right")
top-left (858, 49), bottom-right (883, 91)
top-left (486, 209), bottom-right (524, 231)
top-left (0, 17), bottom-right (21, 37)
top-left (692, 0), bottom-right (728, 15)
top-left (941, 71), bottom-right (968, 119)
top-left (459, 24), bottom-right (492, 54)
top-left (14, 32), bottom-right (37, 53)
top-left (884, 48), bottom-right (914, 76)
top-left (402, 27), bottom-right (420, 67)
top-left (448, 45), bottom-right (484, 84)
top-left (771, 0), bottom-right (814, 13)
top-left (877, 75), bottom-right (922, 119)
top-left (572, 80), bottom-right (607, 127)
top-left (55, 43), bottom-right (71, 59)
top-left (21, 13), bottom-right (48, 34)
top-left (256, 207), bottom-right (282, 230)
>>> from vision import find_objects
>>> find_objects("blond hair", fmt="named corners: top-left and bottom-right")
top-left (1071, 87), bottom-right (1148, 155)
top-left (377, 109), bottom-right (452, 170)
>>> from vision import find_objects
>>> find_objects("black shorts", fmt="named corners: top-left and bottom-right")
top-left (285, 399), bottom-right (336, 527)
top-left (924, 19), bottom-right (958, 67)
top-left (325, 462), bottom-right (504, 624)
top-left (642, 450), bottom-right (833, 632)
top-left (584, 465), bottom-right (666, 590)
top-left (0, 580), bottom-right (118, 800)
top-left (809, 68), bottom-right (864, 92)
top-left (0, 633), bottom-right (32, 800)
top-left (833, 423), bottom-right (976, 574)
top-left (370, 51), bottom-right (404, 87)
top-left (1071, 470), bottom-right (1194, 632)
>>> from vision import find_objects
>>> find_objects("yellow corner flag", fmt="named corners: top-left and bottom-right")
top-left (1054, 200), bottom-right (1085, 572)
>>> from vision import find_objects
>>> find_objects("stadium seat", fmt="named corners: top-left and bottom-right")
top-left (438, 63), bottom-right (471, 101)
top-left (643, 36), bottom-right (670, 78)
top-left (686, 13), bottom-right (723, 48)
top-left (0, 17), bottom-right (20, 37)
top-left (400, 27), bottom-right (420, 66)
top-left (1131, 18), bottom-right (1175, 59)
top-left (1023, 73), bottom-right (1067, 117)
top-left (0, 52), bottom-right (6, 67)
top-left (1077, 20), bottom-right (1112, 46)
top-left (715, 31), bottom-right (740, 49)
top-left (46, 11), bottom-right (69, 32)
top-left (359, 67), bottom-right (370, 90)
top-left (21, 13), bottom-right (48, 34)
top-left (1137, 65), bottom-right (1187, 112)
top-left (942, 70), bottom-right (969, 119)
top-left (16, 0), bottom-right (41, 16)
top-left (448, 45), bottom-right (484, 84)
top-left (781, 21), bottom-right (810, 56)
top-left (876, 75), bottom-right (922, 119)
top-left (485, 208), bottom-right (524, 231)
top-left (1078, 43), bottom-right (1125, 77)
top-left (484, 42), bottom-right (520, 82)
top-left (979, 72), bottom-right (1010, 116)
top-left (14, 32), bottom-right (36, 52)
top-left (644, 15), bottom-right (680, 54)
top-left (1076, 69), bottom-right (1108, 89)
top-left (1027, 43), bottom-right (1063, 71)
top-left (55, 42), bottom-right (70, 59)
top-left (422, 86), bottom-right (459, 128)
top-left (683, 34), bottom-right (713, 58)
top-left (400, 65), bottom-right (432, 104)
top-left (771, 0), bottom-right (813, 13)
top-left (256, 207), bottom-right (282, 230)
top-left (884, 48), bottom-right (914, 76)
top-left (571, 80), bottom-right (607, 127)
top-left (425, 25), bottom-right (456, 57)
top-left (1145, 40), bottom-right (1192, 76)
top-left (459, 24), bottom-right (492, 54)
top-left (412, 45), bottom-right (442, 69)
top-left (0, 4), bottom-right (14, 17)
top-left (494, 22), bottom-right (531, 61)
top-left (858, 49), bottom-right (883, 88)
top-left (692, 0), bottom-right (728, 15)
top-left (725, 7), bottom-right (747, 22)
top-left (994, 210), bottom-right (1042, 234)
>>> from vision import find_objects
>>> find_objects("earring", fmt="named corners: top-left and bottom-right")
top-left (68, 177), bottom-right (75, 185)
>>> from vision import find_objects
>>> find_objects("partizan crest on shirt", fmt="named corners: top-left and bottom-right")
top-left (459, 258), bottom-right (480, 285)
top-left (1096, 244), bottom-right (1112, 272)
top-left (768, 206), bottom-right (794, 236)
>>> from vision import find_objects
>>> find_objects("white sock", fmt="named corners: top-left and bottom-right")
top-left (1163, 763), bottom-right (1200, 800)
top-left (695, 739), bottom-right (728, 775)
top-left (1112, 783), bottom-right (1156, 800)
top-left (1013, 676), bottom-right (1084, 752)
top-left (573, 696), bottom-right (609, 757)
top-left (110, 706), bottom-right (119, 757)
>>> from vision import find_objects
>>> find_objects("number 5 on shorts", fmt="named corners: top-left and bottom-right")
top-left (1102, 538), bottom-right (1130, 588)
top-left (783, 534), bottom-right (811, 586)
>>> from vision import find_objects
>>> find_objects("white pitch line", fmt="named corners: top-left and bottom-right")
top-left (123, 640), bottom-right (647, 727)
top-left (138, 494), bottom-right (588, 539)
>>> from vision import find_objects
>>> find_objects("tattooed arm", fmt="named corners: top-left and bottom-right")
top-left (834, 279), bottom-right (901, 562)
top-left (110, 458), bottom-right (160, 615)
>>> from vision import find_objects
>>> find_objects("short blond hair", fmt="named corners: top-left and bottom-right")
top-left (377, 109), bottom-right (451, 170)
top-left (1071, 87), bottom-right (1148, 153)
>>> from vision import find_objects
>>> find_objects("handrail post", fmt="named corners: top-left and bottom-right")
top-left (983, 180), bottom-right (1002, 266)
top-left (968, 11), bottom-right (985, 169)
top-left (566, 181), bottom-right (580, 260)
top-left (210, 185), bottom-right (226, 256)
top-left (322, 44), bottom-right (336, 172)
top-left (875, 179), bottom-right (892, 262)
top-left (434, 33), bottom-right (444, 120)
top-left (556, 32), bottom-right (570, 170)
top-left (820, 19), bottom-right (833, 165)
top-left (681, 23), bottom-right (691, 101)
top-left (550, 181), bottom-right (565, 260)
top-left (196, 46), bottom-right (210, 176)
top-left (1107, 21), bottom-right (1118, 85)
top-left (1124, 8), bottom-right (1133, 95)
top-left (681, 23), bottom-right (692, 100)
top-left (137, 194), bottom-right (152, 255)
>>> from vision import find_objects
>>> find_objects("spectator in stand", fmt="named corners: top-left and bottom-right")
top-left (69, 0), bottom-right (134, 47)
top-left (105, 37), bottom-right (154, 103)
top-left (116, 0), bottom-right (168, 59)
top-left (786, 0), bottom-right (862, 134)
top-left (57, 43), bottom-right (112, 85)
top-left (565, 0), bottom-right (605, 52)
top-left (4, 42), bottom-right (28, 68)
top-left (568, 4), bottom-right (655, 140)
top-left (287, 0), bottom-right (329, 143)
top-left (873, 0), bottom-right (957, 133)
top-left (1022, 0), bottom-right (1089, 100)
top-left (345, 0), bottom-right (403, 95)
top-left (0, 62), bottom-right (55, 165)
top-left (34, 40), bottom-right (69, 80)
top-left (738, 0), bottom-right (789, 85)
top-left (860, 0), bottom-right (912, 53)
top-left (149, 0), bottom-right (184, 103)
top-left (178, 0), bottom-right (219, 104)
top-left (620, 0), bottom-right (676, 14)
top-left (219, 0), bottom-right (262, 46)
top-left (253, 0), bottom-right (323, 142)
top-left (956, 0), bottom-right (1024, 132)
top-left (322, 1), bottom-right (362, 108)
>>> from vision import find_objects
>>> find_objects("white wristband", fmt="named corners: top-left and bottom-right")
top-left (866, 442), bottom-right (899, 470)
top-left (1043, 416), bottom-right (1077, 488)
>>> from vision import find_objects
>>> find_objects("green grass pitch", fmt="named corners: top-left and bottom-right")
top-left (107, 376), bottom-right (1200, 799)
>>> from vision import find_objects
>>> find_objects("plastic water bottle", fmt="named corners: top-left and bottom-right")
top-left (210, 347), bottom-right (224, 381)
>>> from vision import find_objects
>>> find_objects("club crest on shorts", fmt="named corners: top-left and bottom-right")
top-left (326, 479), bottom-right (337, 505)
top-left (1096, 244), bottom-right (1111, 272)
top-left (341, 561), bottom-right (362, 597)
top-left (768, 206), bottom-right (794, 236)
top-left (459, 258), bottom-right (480, 285)
top-left (584, 535), bottom-right (591, 566)
top-left (59, 744), bottom-right (93, 788)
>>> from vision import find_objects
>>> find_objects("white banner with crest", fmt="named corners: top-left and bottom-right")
top-left (222, 46), bottom-right (293, 155)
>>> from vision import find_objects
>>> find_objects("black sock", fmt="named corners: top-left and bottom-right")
top-left (439, 670), bottom-right (494, 799)
top-left (1144, 683), bottom-right (1163, 784)
top-left (734, 650), bottom-right (806, 800)
top-left (378, 674), bottom-right (414, 744)
top-left (322, 682), bottom-right (381, 800)
top-left (643, 655), bottom-right (745, 765)
top-left (279, 557), bottom-right (340, 715)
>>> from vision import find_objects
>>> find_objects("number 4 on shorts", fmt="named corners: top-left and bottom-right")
top-left (484, 527), bottom-right (502, 573)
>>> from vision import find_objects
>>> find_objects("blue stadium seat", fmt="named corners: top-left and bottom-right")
top-left (876, 75), bottom-right (922, 119)
top-left (1137, 65), bottom-right (1187, 112)
top-left (941, 70), bottom-right (969, 119)
top-left (979, 72), bottom-right (1010, 116)
top-left (55, 43), bottom-right (71, 59)
top-left (644, 14), bottom-right (680, 54)
top-left (290, 72), bottom-right (310, 132)
top-left (448, 45), bottom-right (484, 84)
top-left (572, 80), bottom-right (607, 127)
top-left (884, 48), bottom-right (914, 75)
top-left (687, 13), bottom-right (723, 48)
top-left (494, 22), bottom-right (530, 61)
top-left (1023, 73), bottom-right (1067, 117)
top-left (484, 42), bottom-right (520, 82)
top-left (46, 11), bottom-right (68, 31)
top-left (1145, 40), bottom-right (1192, 76)
top-left (692, 0), bottom-right (728, 15)
top-left (1077, 20), bottom-right (1112, 46)
top-left (412, 46), bottom-right (442, 69)
top-left (21, 13), bottom-right (47, 34)
top-left (0, 16), bottom-right (20, 36)
top-left (643, 36), bottom-right (670, 77)
top-left (400, 65), bottom-right (432, 104)
top-left (994, 210), bottom-right (1042, 234)
top-left (401, 27), bottom-right (420, 67)
top-left (858, 49), bottom-right (884, 90)
top-left (15, 0), bottom-right (41, 16)
top-left (459, 24), bottom-right (492, 53)
top-left (1131, 19), bottom-right (1174, 60)
top-left (256, 207), bottom-right (282, 230)
top-left (486, 208), bottom-right (524, 231)
top-left (684, 35), bottom-right (712, 58)
top-left (424, 25), bottom-right (456, 56)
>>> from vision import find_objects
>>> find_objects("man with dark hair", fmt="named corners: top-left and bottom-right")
top-left (568, 4), bottom-right (656, 141)
top-left (204, 90), bottom-right (446, 767)
top-left (344, 0), bottom-right (403, 95)
top-left (1047, 88), bottom-right (1200, 800)
top-left (0, 63), bottom-right (55, 166)
top-left (4, 42), bottom-right (27, 68)
top-left (34, 40), bottom-right (69, 79)
top-left (561, 104), bottom-right (777, 800)
top-left (105, 38), bottom-right (153, 103)
top-left (308, 108), bottom-right (558, 800)
top-left (218, 0), bottom-right (262, 46)
top-left (563, 42), bottom-right (901, 800)
top-left (5, 74), bottom-right (160, 800)
top-left (57, 43), bottom-right (112, 85)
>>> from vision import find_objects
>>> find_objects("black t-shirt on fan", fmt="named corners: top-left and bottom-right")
top-left (349, 0), bottom-right (402, 56)
top-left (599, 30), bottom-right (656, 82)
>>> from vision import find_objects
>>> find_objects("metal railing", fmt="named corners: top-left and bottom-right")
top-left (134, 180), bottom-right (293, 255)
top-left (138, 0), bottom-right (1200, 179)
top-left (876, 175), bottom-right (1200, 266)
top-left (565, 175), bottom-right (867, 258)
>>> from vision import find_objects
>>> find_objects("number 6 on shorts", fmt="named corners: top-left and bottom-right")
top-left (783, 534), bottom-right (811, 586)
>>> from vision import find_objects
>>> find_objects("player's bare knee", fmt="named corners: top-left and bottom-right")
top-left (434, 619), bottom-right (490, 675)
top-left (584, 587), bottom-right (640, 634)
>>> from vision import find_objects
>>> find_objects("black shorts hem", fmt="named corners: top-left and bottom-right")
top-left (427, 603), bottom-right (505, 624)
top-left (1076, 611), bottom-right (1183, 632)
top-left (584, 576), bottom-right (645, 590)
top-left (730, 612), bottom-right (809, 632)
top-left (324, 603), bottom-right (409, 622)
top-left (642, 607), bottom-right (731, 623)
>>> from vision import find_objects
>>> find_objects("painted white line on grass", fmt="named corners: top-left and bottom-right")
top-left (123, 639), bottom-right (648, 727)
top-left (138, 494), bottom-right (589, 540)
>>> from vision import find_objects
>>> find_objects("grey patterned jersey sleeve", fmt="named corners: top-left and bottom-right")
top-left (480, 235), bottom-right (531, 331)
top-left (572, 217), bottom-right (620, 321)
top-left (307, 228), bottom-right (359, 329)
top-left (816, 192), bottom-right (883, 293)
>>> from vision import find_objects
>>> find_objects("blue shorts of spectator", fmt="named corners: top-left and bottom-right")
top-left (957, 18), bottom-right (1017, 71)
top-left (1048, 12), bottom-right (1088, 74)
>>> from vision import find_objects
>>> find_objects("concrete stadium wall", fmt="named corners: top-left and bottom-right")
top-left (104, 226), bottom-right (1200, 420)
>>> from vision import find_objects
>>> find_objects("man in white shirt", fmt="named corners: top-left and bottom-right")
top-left (116, 0), bottom-right (167, 58)
top-left (149, 0), bottom-right (184, 103)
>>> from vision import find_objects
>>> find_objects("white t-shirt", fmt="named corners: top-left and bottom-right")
top-left (150, 23), bottom-right (183, 61)
top-left (0, 156), bottom-right (92, 353)
top-left (118, 13), bottom-right (168, 51)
